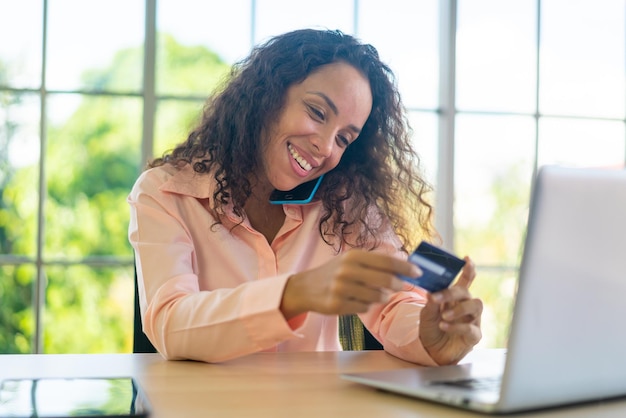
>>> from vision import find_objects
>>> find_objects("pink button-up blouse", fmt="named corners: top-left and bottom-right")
top-left (128, 163), bottom-right (437, 365)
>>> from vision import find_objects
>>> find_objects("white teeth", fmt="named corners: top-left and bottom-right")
top-left (288, 144), bottom-right (312, 171)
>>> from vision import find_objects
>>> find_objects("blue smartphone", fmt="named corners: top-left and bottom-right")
top-left (268, 174), bottom-right (324, 205)
top-left (399, 241), bottom-right (466, 292)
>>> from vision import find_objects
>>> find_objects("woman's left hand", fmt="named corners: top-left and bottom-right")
top-left (419, 257), bottom-right (483, 365)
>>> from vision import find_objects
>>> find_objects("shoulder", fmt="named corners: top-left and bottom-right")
top-left (130, 164), bottom-right (215, 200)
top-left (129, 165), bottom-right (177, 198)
top-left (333, 199), bottom-right (404, 253)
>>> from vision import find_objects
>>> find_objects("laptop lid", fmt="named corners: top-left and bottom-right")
top-left (498, 165), bottom-right (626, 411)
top-left (342, 165), bottom-right (626, 413)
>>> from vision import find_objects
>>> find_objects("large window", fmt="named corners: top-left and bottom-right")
top-left (0, 0), bottom-right (624, 353)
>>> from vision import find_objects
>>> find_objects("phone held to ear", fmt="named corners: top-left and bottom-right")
top-left (398, 241), bottom-right (466, 293)
top-left (269, 174), bottom-right (325, 205)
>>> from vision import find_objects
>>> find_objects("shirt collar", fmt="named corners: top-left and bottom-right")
top-left (159, 164), bottom-right (215, 199)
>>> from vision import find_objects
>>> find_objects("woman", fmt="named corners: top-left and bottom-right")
top-left (128, 28), bottom-right (482, 365)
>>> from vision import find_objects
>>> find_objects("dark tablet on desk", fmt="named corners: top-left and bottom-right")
top-left (0, 377), bottom-right (150, 418)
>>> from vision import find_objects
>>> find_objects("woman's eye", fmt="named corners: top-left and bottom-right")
top-left (337, 135), bottom-right (350, 147)
top-left (308, 105), bottom-right (325, 120)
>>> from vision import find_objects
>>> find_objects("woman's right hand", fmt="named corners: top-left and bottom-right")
top-left (280, 249), bottom-right (421, 319)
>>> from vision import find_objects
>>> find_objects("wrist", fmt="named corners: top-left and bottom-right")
top-left (280, 273), bottom-right (308, 320)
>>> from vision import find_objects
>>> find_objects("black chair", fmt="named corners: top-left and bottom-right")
top-left (339, 315), bottom-right (384, 350)
top-left (133, 267), bottom-right (157, 353)
top-left (133, 268), bottom-right (382, 353)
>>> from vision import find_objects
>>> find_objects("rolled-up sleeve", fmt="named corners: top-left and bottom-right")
top-left (359, 286), bottom-right (438, 366)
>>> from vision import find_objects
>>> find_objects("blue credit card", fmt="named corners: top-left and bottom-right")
top-left (399, 241), bottom-right (466, 292)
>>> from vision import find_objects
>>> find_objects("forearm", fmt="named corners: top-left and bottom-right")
top-left (143, 274), bottom-right (297, 363)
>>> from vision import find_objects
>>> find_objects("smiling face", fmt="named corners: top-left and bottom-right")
top-left (261, 61), bottom-right (373, 192)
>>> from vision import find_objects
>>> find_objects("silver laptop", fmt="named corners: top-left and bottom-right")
top-left (342, 165), bottom-right (626, 413)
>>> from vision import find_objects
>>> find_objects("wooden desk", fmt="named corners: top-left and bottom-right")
top-left (1, 350), bottom-right (625, 418)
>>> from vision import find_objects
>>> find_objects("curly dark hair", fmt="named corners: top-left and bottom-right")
top-left (151, 28), bottom-right (436, 251)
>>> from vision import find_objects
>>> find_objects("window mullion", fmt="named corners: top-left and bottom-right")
top-left (34, 0), bottom-right (50, 355)
top-left (142, 0), bottom-right (157, 168)
top-left (436, 0), bottom-right (458, 250)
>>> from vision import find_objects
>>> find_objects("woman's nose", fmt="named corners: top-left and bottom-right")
top-left (310, 131), bottom-right (334, 158)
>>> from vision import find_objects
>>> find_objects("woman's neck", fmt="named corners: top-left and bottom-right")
top-left (243, 192), bottom-right (286, 244)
